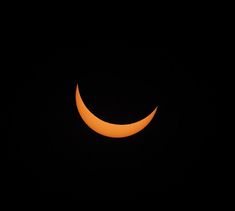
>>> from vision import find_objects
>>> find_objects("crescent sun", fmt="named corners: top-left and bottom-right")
top-left (75, 84), bottom-right (158, 138)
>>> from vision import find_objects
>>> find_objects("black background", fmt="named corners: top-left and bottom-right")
top-left (7, 40), bottom-right (216, 201)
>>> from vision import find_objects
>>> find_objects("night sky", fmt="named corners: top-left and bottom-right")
top-left (7, 41), bottom-right (216, 201)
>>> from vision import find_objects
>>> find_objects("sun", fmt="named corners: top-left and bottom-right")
top-left (75, 85), bottom-right (158, 138)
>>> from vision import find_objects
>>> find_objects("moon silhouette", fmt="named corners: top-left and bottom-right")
top-left (75, 84), bottom-right (158, 138)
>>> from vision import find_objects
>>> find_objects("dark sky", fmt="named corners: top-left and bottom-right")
top-left (7, 41), bottom-right (216, 201)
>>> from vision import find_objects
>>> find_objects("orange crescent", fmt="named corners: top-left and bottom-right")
top-left (75, 84), bottom-right (158, 138)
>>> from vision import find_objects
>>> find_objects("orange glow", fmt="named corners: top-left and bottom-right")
top-left (75, 85), bottom-right (158, 138)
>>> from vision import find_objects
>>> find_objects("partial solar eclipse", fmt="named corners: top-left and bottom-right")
top-left (75, 84), bottom-right (158, 138)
